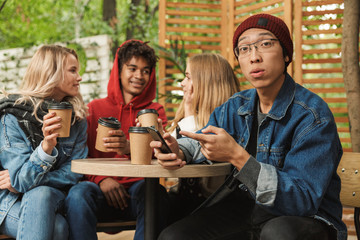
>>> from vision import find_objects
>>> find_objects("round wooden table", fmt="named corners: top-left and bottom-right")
top-left (71, 158), bottom-right (232, 240)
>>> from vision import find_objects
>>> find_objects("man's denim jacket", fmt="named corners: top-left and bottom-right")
top-left (0, 114), bottom-right (88, 225)
top-left (179, 74), bottom-right (347, 240)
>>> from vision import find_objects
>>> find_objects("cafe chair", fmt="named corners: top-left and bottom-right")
top-left (337, 152), bottom-right (360, 239)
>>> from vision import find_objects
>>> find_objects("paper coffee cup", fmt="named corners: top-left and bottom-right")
top-left (137, 109), bottom-right (159, 129)
top-left (129, 127), bottom-right (152, 165)
top-left (95, 117), bottom-right (121, 152)
top-left (48, 102), bottom-right (73, 138)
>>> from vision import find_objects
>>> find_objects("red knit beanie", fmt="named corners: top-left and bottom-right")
top-left (233, 14), bottom-right (293, 65)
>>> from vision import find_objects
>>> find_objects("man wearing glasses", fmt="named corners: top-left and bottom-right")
top-left (153, 14), bottom-right (346, 240)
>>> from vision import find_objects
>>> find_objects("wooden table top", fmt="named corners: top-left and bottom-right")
top-left (71, 158), bottom-right (232, 178)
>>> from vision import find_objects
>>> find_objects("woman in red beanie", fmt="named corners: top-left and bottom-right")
top-left (153, 14), bottom-right (346, 240)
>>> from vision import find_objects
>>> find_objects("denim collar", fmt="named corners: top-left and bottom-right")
top-left (238, 73), bottom-right (296, 121)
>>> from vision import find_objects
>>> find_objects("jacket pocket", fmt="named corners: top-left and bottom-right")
top-left (268, 148), bottom-right (287, 169)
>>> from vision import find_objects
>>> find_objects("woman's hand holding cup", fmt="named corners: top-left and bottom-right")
top-left (42, 112), bottom-right (62, 155)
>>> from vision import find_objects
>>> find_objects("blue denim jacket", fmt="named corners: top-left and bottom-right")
top-left (179, 74), bottom-right (346, 240)
top-left (0, 114), bottom-right (88, 225)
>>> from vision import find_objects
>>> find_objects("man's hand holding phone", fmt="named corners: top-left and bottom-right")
top-left (148, 129), bottom-right (186, 170)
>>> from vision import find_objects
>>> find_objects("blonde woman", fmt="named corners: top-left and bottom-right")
top-left (167, 53), bottom-right (240, 223)
top-left (0, 45), bottom-right (88, 240)
top-left (168, 53), bottom-right (240, 137)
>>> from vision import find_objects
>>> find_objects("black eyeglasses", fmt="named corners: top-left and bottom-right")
top-left (234, 38), bottom-right (279, 58)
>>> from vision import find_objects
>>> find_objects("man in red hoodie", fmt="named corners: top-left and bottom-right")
top-left (64, 40), bottom-right (169, 240)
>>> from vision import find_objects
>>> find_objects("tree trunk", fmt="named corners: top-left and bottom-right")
top-left (102, 0), bottom-right (116, 22)
top-left (102, 0), bottom-right (118, 56)
top-left (342, 0), bottom-right (360, 152)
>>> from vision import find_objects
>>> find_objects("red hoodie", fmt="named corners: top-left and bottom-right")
top-left (85, 40), bottom-right (167, 188)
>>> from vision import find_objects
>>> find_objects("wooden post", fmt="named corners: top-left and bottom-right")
top-left (221, 0), bottom-right (228, 60)
top-left (342, 0), bottom-right (360, 152)
top-left (158, 0), bottom-right (166, 108)
top-left (284, 0), bottom-right (293, 77)
top-left (293, 0), bottom-right (303, 85)
top-left (227, 0), bottom-right (235, 68)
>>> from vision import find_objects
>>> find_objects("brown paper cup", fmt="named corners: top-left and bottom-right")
top-left (137, 109), bottom-right (159, 129)
top-left (129, 127), bottom-right (152, 165)
top-left (48, 102), bottom-right (73, 138)
top-left (95, 117), bottom-right (121, 152)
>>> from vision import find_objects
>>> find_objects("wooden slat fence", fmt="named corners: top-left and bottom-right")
top-left (158, 0), bottom-right (355, 152)
top-left (293, 0), bottom-right (352, 151)
top-left (158, 0), bottom-right (226, 118)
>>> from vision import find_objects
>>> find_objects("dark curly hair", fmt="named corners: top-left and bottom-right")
top-left (117, 40), bottom-right (158, 74)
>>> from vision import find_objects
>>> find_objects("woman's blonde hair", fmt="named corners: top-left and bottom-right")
top-left (7, 45), bottom-right (87, 122)
top-left (168, 53), bottom-right (240, 133)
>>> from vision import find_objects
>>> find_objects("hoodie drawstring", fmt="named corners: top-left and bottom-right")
top-left (118, 102), bottom-right (135, 127)
top-left (129, 103), bottom-right (134, 126)
top-left (118, 104), bottom-right (123, 123)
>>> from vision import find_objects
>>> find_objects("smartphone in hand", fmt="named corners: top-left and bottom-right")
top-left (146, 126), bottom-right (172, 153)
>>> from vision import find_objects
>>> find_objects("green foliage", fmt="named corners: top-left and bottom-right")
top-left (0, 0), bottom-right (160, 106)
top-left (155, 39), bottom-right (187, 76)
top-left (154, 39), bottom-right (188, 104)
top-left (0, 0), bottom-right (159, 50)
top-left (66, 42), bottom-right (87, 76)
top-left (0, 1), bottom-right (111, 49)
top-left (116, 0), bottom-right (159, 43)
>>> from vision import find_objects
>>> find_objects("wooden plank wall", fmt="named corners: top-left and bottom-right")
top-left (158, 0), bottom-right (225, 119)
top-left (293, 0), bottom-right (351, 151)
top-left (158, 0), bottom-right (354, 151)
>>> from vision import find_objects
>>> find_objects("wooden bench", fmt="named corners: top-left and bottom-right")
top-left (337, 152), bottom-right (360, 239)
top-left (0, 220), bottom-right (136, 239)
